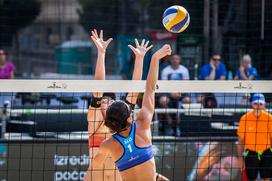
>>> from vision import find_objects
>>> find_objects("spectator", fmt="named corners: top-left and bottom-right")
top-left (201, 53), bottom-right (227, 80)
top-left (198, 53), bottom-right (225, 108)
top-left (159, 54), bottom-right (191, 136)
top-left (234, 54), bottom-right (258, 80)
top-left (237, 93), bottom-right (272, 181)
top-left (0, 49), bottom-right (15, 79)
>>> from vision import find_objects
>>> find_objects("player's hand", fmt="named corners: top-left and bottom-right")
top-left (128, 39), bottom-right (153, 59)
top-left (90, 29), bottom-right (113, 53)
top-left (152, 44), bottom-right (172, 60)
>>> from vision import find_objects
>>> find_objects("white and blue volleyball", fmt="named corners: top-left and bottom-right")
top-left (162, 5), bottom-right (190, 33)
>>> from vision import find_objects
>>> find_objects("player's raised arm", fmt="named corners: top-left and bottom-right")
top-left (90, 29), bottom-right (113, 98)
top-left (88, 29), bottom-right (112, 133)
top-left (136, 45), bottom-right (172, 129)
top-left (126, 39), bottom-right (153, 105)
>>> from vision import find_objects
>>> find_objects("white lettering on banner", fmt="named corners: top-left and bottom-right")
top-left (54, 154), bottom-right (89, 166)
top-left (54, 155), bottom-right (89, 180)
top-left (55, 171), bottom-right (86, 181)
top-left (69, 156), bottom-right (77, 166)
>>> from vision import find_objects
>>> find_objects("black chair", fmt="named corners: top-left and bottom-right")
top-left (57, 96), bottom-right (78, 105)
top-left (16, 93), bottom-right (41, 105)
top-left (40, 94), bottom-right (57, 105)
top-left (80, 95), bottom-right (92, 108)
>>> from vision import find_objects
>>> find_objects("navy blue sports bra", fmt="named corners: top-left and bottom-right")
top-left (112, 121), bottom-right (154, 172)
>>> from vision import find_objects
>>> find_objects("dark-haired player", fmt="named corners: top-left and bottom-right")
top-left (88, 44), bottom-right (172, 181)
top-left (84, 29), bottom-right (154, 181)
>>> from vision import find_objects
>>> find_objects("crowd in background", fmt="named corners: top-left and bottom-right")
top-left (0, 47), bottom-right (270, 81)
top-left (0, 49), bottom-right (15, 79)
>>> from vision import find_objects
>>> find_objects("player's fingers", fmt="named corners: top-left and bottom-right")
top-left (94, 29), bottom-right (99, 39)
top-left (100, 30), bottom-right (103, 40)
top-left (91, 36), bottom-right (99, 47)
top-left (128, 45), bottom-right (136, 53)
top-left (144, 41), bottom-right (150, 48)
top-left (141, 39), bottom-right (145, 46)
top-left (146, 45), bottom-right (153, 51)
top-left (91, 31), bottom-right (96, 39)
top-left (135, 39), bottom-right (140, 47)
top-left (92, 30), bottom-right (98, 39)
top-left (105, 38), bottom-right (113, 46)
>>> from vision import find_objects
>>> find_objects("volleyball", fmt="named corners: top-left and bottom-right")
top-left (162, 5), bottom-right (190, 33)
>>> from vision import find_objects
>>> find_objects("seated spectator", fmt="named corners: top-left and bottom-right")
top-left (159, 54), bottom-right (191, 136)
top-left (198, 53), bottom-right (225, 108)
top-left (197, 93), bottom-right (217, 108)
top-left (234, 54), bottom-right (258, 80)
top-left (201, 53), bottom-right (227, 80)
top-left (0, 49), bottom-right (15, 79)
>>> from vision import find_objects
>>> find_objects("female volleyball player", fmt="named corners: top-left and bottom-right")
top-left (84, 29), bottom-right (153, 181)
top-left (89, 44), bottom-right (172, 181)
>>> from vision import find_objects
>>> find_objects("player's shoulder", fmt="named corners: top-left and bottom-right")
top-left (100, 137), bottom-right (116, 150)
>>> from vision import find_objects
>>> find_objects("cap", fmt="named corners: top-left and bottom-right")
top-left (251, 93), bottom-right (265, 104)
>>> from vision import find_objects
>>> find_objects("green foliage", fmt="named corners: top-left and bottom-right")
top-left (77, 0), bottom-right (119, 36)
top-left (0, 0), bottom-right (41, 47)
top-left (77, 0), bottom-right (202, 36)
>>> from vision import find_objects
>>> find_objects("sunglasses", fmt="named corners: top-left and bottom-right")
top-left (213, 58), bottom-right (220, 61)
top-left (101, 98), bottom-right (115, 104)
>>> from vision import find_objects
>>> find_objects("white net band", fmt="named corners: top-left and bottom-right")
top-left (0, 80), bottom-right (271, 93)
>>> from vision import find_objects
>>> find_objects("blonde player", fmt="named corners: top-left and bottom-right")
top-left (84, 29), bottom-right (153, 181)
top-left (89, 44), bottom-right (172, 181)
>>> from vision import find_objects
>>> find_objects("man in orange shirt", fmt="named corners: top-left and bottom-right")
top-left (237, 93), bottom-right (272, 181)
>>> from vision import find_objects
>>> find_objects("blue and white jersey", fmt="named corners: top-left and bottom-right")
top-left (112, 122), bottom-right (154, 172)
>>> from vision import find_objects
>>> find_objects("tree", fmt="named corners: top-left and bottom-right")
top-left (77, 0), bottom-right (119, 36)
top-left (0, 0), bottom-right (41, 47)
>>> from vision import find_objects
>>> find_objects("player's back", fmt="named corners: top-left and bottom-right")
top-left (106, 121), bottom-right (156, 181)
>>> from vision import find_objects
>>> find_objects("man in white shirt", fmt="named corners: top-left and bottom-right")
top-left (159, 54), bottom-right (191, 136)
top-left (161, 54), bottom-right (189, 80)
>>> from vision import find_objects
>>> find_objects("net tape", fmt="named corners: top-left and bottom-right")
top-left (0, 80), bottom-right (271, 93)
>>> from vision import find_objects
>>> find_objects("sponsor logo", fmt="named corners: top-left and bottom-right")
top-left (55, 171), bottom-right (86, 181)
top-left (47, 82), bottom-right (68, 89)
top-left (234, 82), bottom-right (253, 90)
top-left (54, 154), bottom-right (89, 166)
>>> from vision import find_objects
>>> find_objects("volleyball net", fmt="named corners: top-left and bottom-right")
top-left (0, 80), bottom-right (271, 181)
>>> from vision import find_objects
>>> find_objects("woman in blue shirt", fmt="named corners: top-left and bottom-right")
top-left (201, 54), bottom-right (227, 80)
top-left (234, 54), bottom-right (258, 80)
